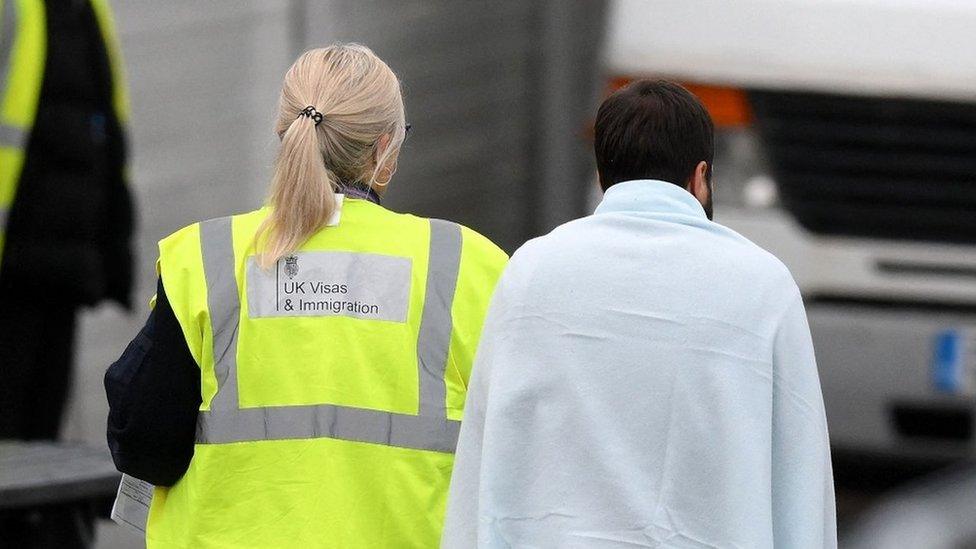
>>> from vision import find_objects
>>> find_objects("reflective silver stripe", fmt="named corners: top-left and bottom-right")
top-left (0, 0), bottom-right (16, 98)
top-left (0, 2), bottom-right (28, 151)
top-left (197, 405), bottom-right (460, 453)
top-left (417, 219), bottom-right (462, 417)
top-left (195, 217), bottom-right (464, 453)
top-left (199, 216), bottom-right (240, 412)
top-left (0, 123), bottom-right (25, 148)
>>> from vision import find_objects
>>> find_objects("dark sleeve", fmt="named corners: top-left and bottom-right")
top-left (104, 277), bottom-right (201, 486)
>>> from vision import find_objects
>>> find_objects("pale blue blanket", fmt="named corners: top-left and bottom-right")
top-left (443, 180), bottom-right (837, 548)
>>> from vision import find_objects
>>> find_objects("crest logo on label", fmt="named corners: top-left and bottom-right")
top-left (284, 255), bottom-right (299, 280)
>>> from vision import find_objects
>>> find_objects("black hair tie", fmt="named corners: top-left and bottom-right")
top-left (298, 106), bottom-right (324, 126)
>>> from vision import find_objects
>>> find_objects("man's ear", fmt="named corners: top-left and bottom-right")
top-left (689, 161), bottom-right (709, 205)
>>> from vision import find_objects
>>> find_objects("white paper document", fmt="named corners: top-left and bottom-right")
top-left (110, 474), bottom-right (155, 535)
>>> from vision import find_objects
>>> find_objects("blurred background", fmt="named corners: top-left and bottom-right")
top-left (3, 0), bottom-right (976, 547)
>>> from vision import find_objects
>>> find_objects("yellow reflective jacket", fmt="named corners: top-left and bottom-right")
top-left (148, 198), bottom-right (507, 548)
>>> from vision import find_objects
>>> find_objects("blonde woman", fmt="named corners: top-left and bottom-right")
top-left (105, 44), bottom-right (507, 548)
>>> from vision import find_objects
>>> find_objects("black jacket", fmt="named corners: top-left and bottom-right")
top-left (105, 278), bottom-right (200, 486)
top-left (0, 0), bottom-right (134, 308)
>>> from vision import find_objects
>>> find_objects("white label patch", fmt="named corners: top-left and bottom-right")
top-left (111, 474), bottom-right (153, 534)
top-left (246, 251), bottom-right (412, 322)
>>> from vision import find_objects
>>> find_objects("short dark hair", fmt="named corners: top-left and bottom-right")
top-left (594, 80), bottom-right (714, 191)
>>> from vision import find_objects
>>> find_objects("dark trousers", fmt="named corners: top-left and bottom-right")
top-left (0, 293), bottom-right (76, 440)
top-left (0, 293), bottom-right (95, 549)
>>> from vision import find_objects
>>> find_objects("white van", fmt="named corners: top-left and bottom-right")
top-left (603, 0), bottom-right (976, 461)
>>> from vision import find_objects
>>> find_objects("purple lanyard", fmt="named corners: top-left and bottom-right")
top-left (339, 185), bottom-right (381, 205)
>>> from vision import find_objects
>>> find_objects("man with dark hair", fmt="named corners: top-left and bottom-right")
top-left (443, 81), bottom-right (837, 548)
top-left (594, 80), bottom-right (714, 215)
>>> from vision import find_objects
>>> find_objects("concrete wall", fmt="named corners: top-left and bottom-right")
top-left (300, 0), bottom-right (606, 249)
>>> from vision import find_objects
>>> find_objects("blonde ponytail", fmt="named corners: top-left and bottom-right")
top-left (256, 44), bottom-right (406, 268)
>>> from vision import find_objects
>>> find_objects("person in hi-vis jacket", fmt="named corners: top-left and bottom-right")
top-left (105, 44), bottom-right (507, 548)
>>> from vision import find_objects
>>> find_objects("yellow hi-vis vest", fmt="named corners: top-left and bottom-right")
top-left (148, 198), bottom-right (507, 548)
top-left (0, 0), bottom-right (130, 266)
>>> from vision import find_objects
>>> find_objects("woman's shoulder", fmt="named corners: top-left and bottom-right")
top-left (457, 224), bottom-right (508, 264)
top-left (380, 208), bottom-right (503, 256)
top-left (436, 218), bottom-right (509, 274)
top-left (159, 209), bottom-right (268, 242)
top-left (157, 209), bottom-right (269, 265)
